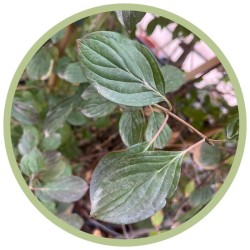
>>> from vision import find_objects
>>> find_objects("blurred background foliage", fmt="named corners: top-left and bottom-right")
top-left (11, 11), bottom-right (238, 238)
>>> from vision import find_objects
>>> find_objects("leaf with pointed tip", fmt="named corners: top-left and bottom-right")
top-left (26, 47), bottom-right (53, 80)
top-left (115, 11), bottom-right (145, 32)
top-left (119, 110), bottom-right (145, 147)
top-left (58, 213), bottom-right (84, 229)
top-left (43, 97), bottom-right (74, 136)
top-left (77, 31), bottom-right (166, 107)
top-left (225, 114), bottom-right (239, 140)
top-left (18, 126), bottom-right (40, 156)
top-left (160, 65), bottom-right (185, 93)
top-left (145, 112), bottom-right (172, 149)
top-left (60, 62), bottom-right (87, 83)
top-left (40, 176), bottom-right (88, 203)
top-left (90, 143), bottom-right (184, 224)
top-left (20, 147), bottom-right (45, 176)
top-left (80, 86), bottom-right (117, 118)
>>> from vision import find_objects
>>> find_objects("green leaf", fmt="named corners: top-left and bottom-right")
top-left (55, 56), bottom-right (72, 77)
top-left (189, 186), bottom-right (213, 207)
top-left (57, 213), bottom-right (84, 229)
top-left (146, 17), bottom-right (172, 35)
top-left (115, 11), bottom-right (145, 32)
top-left (41, 133), bottom-right (62, 151)
top-left (60, 62), bottom-right (87, 83)
top-left (226, 114), bottom-right (239, 140)
top-left (80, 86), bottom-right (117, 118)
top-left (199, 143), bottom-right (222, 167)
top-left (160, 65), bottom-right (185, 93)
top-left (43, 97), bottom-right (74, 136)
top-left (12, 99), bottom-right (40, 125)
top-left (77, 31), bottom-right (166, 107)
top-left (20, 147), bottom-right (44, 175)
top-left (18, 126), bottom-right (40, 156)
top-left (67, 109), bottom-right (87, 126)
top-left (40, 151), bottom-right (66, 182)
top-left (40, 176), bottom-right (88, 203)
top-left (90, 143), bottom-right (184, 224)
top-left (26, 47), bottom-right (53, 80)
top-left (119, 110), bottom-right (145, 147)
top-left (145, 112), bottom-right (172, 149)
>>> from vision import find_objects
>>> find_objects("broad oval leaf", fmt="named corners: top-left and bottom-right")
top-left (160, 65), bottom-right (185, 93)
top-left (26, 47), bottom-right (53, 80)
top-left (20, 147), bottom-right (44, 176)
top-left (61, 62), bottom-right (87, 83)
top-left (119, 110), bottom-right (145, 147)
top-left (199, 143), bottom-right (222, 167)
top-left (77, 31), bottom-right (166, 107)
top-left (18, 126), bottom-right (40, 156)
top-left (41, 176), bottom-right (88, 203)
top-left (115, 11), bottom-right (146, 32)
top-left (145, 112), bottom-right (172, 149)
top-left (41, 133), bottom-right (62, 151)
top-left (80, 86), bottom-right (117, 118)
top-left (90, 143), bottom-right (184, 224)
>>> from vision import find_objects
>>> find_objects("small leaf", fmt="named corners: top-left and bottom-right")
top-left (18, 126), bottom-right (40, 156)
top-left (145, 112), bottom-right (172, 149)
top-left (226, 114), bottom-right (239, 140)
top-left (90, 143), bottom-right (184, 224)
top-left (115, 11), bottom-right (145, 32)
top-left (199, 143), bottom-right (222, 167)
top-left (12, 99), bottom-right (40, 125)
top-left (55, 56), bottom-right (72, 77)
top-left (26, 47), bottom-right (53, 80)
top-left (67, 109), bottom-right (87, 126)
top-left (151, 210), bottom-right (164, 228)
top-left (80, 86), bottom-right (117, 118)
top-left (160, 65), bottom-right (185, 93)
top-left (119, 110), bottom-right (145, 147)
top-left (189, 186), bottom-right (213, 207)
top-left (43, 97), bottom-right (74, 135)
top-left (77, 31), bottom-right (166, 107)
top-left (41, 176), bottom-right (88, 203)
top-left (41, 133), bottom-right (62, 151)
top-left (61, 62), bottom-right (87, 83)
top-left (20, 147), bottom-right (44, 175)
top-left (58, 213), bottom-right (84, 229)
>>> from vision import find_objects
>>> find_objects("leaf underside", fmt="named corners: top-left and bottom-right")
top-left (90, 143), bottom-right (183, 224)
top-left (77, 31), bottom-right (165, 107)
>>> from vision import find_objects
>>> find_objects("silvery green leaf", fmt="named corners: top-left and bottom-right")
top-left (18, 126), bottom-right (40, 156)
top-left (90, 143), bottom-right (184, 224)
top-left (26, 47), bottom-right (53, 80)
top-left (77, 31), bottom-right (166, 107)
top-left (160, 65), bottom-right (185, 93)
top-left (57, 213), bottom-right (84, 229)
top-left (41, 133), bottom-right (61, 151)
top-left (41, 176), bottom-right (88, 203)
top-left (61, 62), bottom-right (87, 83)
top-left (80, 86), bottom-right (117, 118)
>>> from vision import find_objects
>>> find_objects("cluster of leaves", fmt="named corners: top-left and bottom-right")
top-left (11, 10), bottom-right (239, 237)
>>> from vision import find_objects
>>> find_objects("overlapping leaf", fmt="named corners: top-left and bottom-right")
top-left (119, 110), bottom-right (145, 147)
top-left (145, 112), bottom-right (172, 149)
top-left (90, 143), bottom-right (184, 224)
top-left (80, 86), bottom-right (117, 118)
top-left (77, 31), bottom-right (166, 107)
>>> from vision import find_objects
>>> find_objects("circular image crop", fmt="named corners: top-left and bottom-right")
top-left (4, 4), bottom-right (245, 246)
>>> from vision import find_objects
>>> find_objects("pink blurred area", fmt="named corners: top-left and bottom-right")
top-left (136, 13), bottom-right (236, 106)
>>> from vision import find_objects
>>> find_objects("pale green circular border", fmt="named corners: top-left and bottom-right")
top-left (4, 3), bottom-right (246, 247)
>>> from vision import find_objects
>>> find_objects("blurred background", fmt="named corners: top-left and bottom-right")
top-left (11, 11), bottom-right (238, 239)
